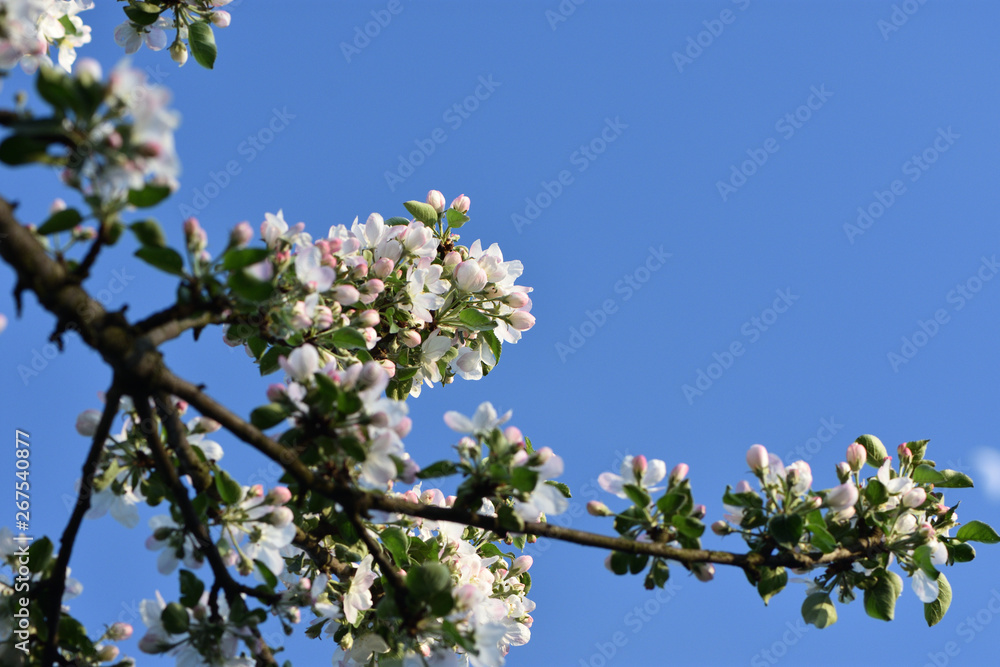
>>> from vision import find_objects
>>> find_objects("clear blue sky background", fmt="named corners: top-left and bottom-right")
top-left (3, 1), bottom-right (1000, 665)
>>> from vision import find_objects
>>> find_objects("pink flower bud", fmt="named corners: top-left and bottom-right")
top-left (503, 291), bottom-right (531, 309)
top-left (74, 57), bottom-right (102, 82)
top-left (400, 329), bottom-right (422, 348)
top-left (509, 555), bottom-right (533, 576)
top-left (919, 523), bottom-right (935, 540)
top-left (96, 645), bottom-right (119, 661)
top-left (587, 500), bottom-right (613, 517)
top-left (332, 285), bottom-right (360, 305)
top-left (170, 41), bottom-right (188, 66)
top-left (846, 442), bottom-right (866, 471)
top-left (898, 443), bottom-right (912, 460)
top-left (248, 484), bottom-right (264, 499)
top-left (692, 504), bottom-right (706, 519)
top-left (670, 463), bottom-right (689, 483)
top-left (735, 480), bottom-right (754, 494)
top-left (426, 190), bottom-right (446, 213)
top-left (357, 309), bottom-right (380, 327)
top-left (604, 554), bottom-right (615, 572)
top-left (450, 194), bottom-right (470, 214)
top-left (76, 409), bottom-right (102, 436)
top-left (372, 257), bottom-right (394, 278)
top-left (266, 383), bottom-right (286, 402)
top-left (504, 425), bottom-right (524, 445)
top-left (211, 10), bottom-right (231, 27)
top-left (50, 198), bottom-right (67, 214)
top-left (825, 482), bottom-right (859, 511)
top-left (442, 251), bottom-right (462, 268)
top-left (509, 310), bottom-right (536, 331)
top-left (902, 487), bottom-right (927, 508)
top-left (632, 455), bottom-right (648, 477)
top-left (454, 260), bottom-right (488, 293)
top-left (266, 486), bottom-right (292, 505)
top-left (362, 278), bottom-right (384, 295)
top-left (693, 563), bottom-right (715, 582)
top-left (230, 221), bottom-right (253, 247)
top-left (107, 622), bottom-right (133, 640)
top-left (394, 416), bottom-right (412, 438)
top-left (378, 359), bottom-right (396, 377)
top-left (836, 462), bottom-right (851, 482)
top-left (267, 506), bottom-right (294, 527)
top-left (535, 447), bottom-right (554, 464)
top-left (746, 444), bottom-right (769, 472)
top-left (711, 520), bottom-right (730, 535)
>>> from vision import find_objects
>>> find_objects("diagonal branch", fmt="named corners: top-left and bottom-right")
top-left (42, 382), bottom-right (122, 666)
top-left (134, 396), bottom-right (279, 666)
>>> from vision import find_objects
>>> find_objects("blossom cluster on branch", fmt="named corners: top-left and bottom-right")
top-left (0, 6), bottom-right (997, 667)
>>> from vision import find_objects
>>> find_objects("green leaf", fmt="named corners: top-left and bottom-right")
top-left (656, 491), bottom-right (685, 516)
top-left (629, 553), bottom-right (649, 575)
top-left (406, 563), bottom-right (451, 598)
top-left (214, 469), bottom-right (243, 504)
top-left (417, 460), bottom-right (459, 479)
top-left (458, 309), bottom-right (495, 331)
top-left (482, 329), bottom-right (502, 366)
top-left (38, 208), bottom-right (83, 235)
top-left (403, 200), bottom-right (439, 226)
top-left (223, 248), bottom-right (270, 271)
top-left (445, 208), bottom-right (470, 228)
top-left (768, 514), bottom-right (805, 547)
top-left (934, 469), bottom-right (974, 489)
top-left (179, 569), bottom-right (204, 607)
top-left (511, 467), bottom-right (539, 493)
top-left (130, 219), bottom-right (167, 247)
top-left (228, 270), bottom-right (273, 302)
top-left (956, 520), bottom-right (1000, 544)
top-left (330, 327), bottom-right (368, 350)
top-left (913, 464), bottom-right (946, 485)
top-left (906, 439), bottom-right (929, 463)
top-left (250, 403), bottom-right (287, 430)
top-left (123, 5), bottom-right (162, 25)
top-left (650, 558), bottom-right (670, 588)
top-left (622, 483), bottom-right (651, 509)
top-left (546, 480), bottom-right (572, 498)
top-left (384, 216), bottom-right (410, 226)
top-left (128, 184), bottom-right (172, 208)
top-left (864, 570), bottom-right (902, 621)
top-left (802, 592), bottom-right (837, 629)
top-left (757, 567), bottom-right (787, 605)
top-left (0, 134), bottom-right (51, 165)
top-left (188, 22), bottom-right (217, 69)
top-left (161, 602), bottom-right (190, 634)
top-left (912, 545), bottom-right (940, 578)
top-left (864, 479), bottom-right (889, 506)
top-left (380, 527), bottom-right (410, 568)
top-left (28, 538), bottom-right (54, 573)
top-left (855, 434), bottom-right (887, 468)
top-left (671, 514), bottom-right (705, 539)
top-left (36, 66), bottom-right (80, 113)
top-left (609, 551), bottom-right (631, 575)
top-left (948, 541), bottom-right (976, 563)
top-left (255, 560), bottom-right (279, 589)
top-left (924, 573), bottom-right (952, 627)
top-left (135, 246), bottom-right (185, 276)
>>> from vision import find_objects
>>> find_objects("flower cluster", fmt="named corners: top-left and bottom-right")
top-left (0, 57), bottom-right (180, 209)
top-left (0, 0), bottom-right (92, 78)
top-left (221, 191), bottom-right (534, 401)
top-left (112, 0), bottom-right (233, 68)
top-left (595, 455), bottom-right (709, 586)
top-left (714, 436), bottom-right (985, 628)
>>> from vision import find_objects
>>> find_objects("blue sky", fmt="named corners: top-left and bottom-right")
top-left (3, 1), bottom-right (1000, 665)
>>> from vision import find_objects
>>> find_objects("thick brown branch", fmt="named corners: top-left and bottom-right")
top-left (42, 383), bottom-right (122, 666)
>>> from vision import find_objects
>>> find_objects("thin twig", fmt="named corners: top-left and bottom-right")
top-left (42, 382), bottom-right (122, 665)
